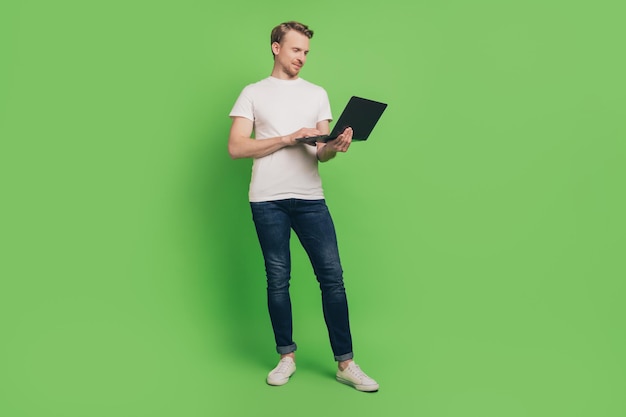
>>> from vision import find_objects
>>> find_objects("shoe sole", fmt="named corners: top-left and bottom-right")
top-left (267, 370), bottom-right (295, 386)
top-left (336, 376), bottom-right (379, 392)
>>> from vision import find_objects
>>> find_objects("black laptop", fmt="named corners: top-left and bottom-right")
top-left (296, 96), bottom-right (387, 144)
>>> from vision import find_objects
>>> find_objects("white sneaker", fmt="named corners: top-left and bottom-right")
top-left (336, 362), bottom-right (379, 392)
top-left (267, 357), bottom-right (296, 386)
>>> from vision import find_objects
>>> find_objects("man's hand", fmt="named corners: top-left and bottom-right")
top-left (316, 127), bottom-right (352, 162)
top-left (325, 127), bottom-right (353, 153)
top-left (282, 127), bottom-right (323, 146)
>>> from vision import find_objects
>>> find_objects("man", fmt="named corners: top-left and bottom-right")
top-left (228, 21), bottom-right (378, 392)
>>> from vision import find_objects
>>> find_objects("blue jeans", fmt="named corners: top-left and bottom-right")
top-left (250, 199), bottom-right (353, 362)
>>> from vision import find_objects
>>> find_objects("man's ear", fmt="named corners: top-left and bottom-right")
top-left (271, 41), bottom-right (280, 57)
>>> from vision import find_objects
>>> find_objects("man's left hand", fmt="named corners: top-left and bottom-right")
top-left (326, 127), bottom-right (353, 153)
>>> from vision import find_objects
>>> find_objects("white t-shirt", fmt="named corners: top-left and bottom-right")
top-left (229, 76), bottom-right (333, 202)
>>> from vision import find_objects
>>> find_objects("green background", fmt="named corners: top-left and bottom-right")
top-left (2, 0), bottom-right (625, 416)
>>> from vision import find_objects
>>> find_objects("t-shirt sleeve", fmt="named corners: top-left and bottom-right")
top-left (318, 88), bottom-right (333, 123)
top-left (229, 87), bottom-right (254, 121)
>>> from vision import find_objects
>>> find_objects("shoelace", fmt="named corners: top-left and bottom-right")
top-left (274, 360), bottom-right (293, 375)
top-left (346, 364), bottom-right (374, 382)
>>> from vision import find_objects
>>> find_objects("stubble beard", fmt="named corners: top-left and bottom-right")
top-left (281, 60), bottom-right (301, 79)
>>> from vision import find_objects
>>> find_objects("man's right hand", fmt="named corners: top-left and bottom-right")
top-left (282, 127), bottom-right (323, 146)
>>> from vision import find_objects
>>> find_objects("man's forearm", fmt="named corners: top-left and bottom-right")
top-left (317, 144), bottom-right (337, 162)
top-left (229, 135), bottom-right (289, 159)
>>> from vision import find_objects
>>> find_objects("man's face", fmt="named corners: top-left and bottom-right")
top-left (273, 30), bottom-right (310, 79)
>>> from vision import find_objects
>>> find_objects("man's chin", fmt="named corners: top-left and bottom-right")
top-left (283, 68), bottom-right (300, 78)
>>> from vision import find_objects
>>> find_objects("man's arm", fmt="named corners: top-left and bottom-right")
top-left (228, 117), bottom-right (323, 160)
top-left (317, 124), bottom-right (353, 163)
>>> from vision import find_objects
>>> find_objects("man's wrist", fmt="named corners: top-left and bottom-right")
top-left (317, 145), bottom-right (336, 162)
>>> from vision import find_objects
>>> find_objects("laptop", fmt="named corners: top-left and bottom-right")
top-left (295, 96), bottom-right (387, 144)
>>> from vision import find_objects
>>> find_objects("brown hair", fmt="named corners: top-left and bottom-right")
top-left (270, 21), bottom-right (314, 56)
